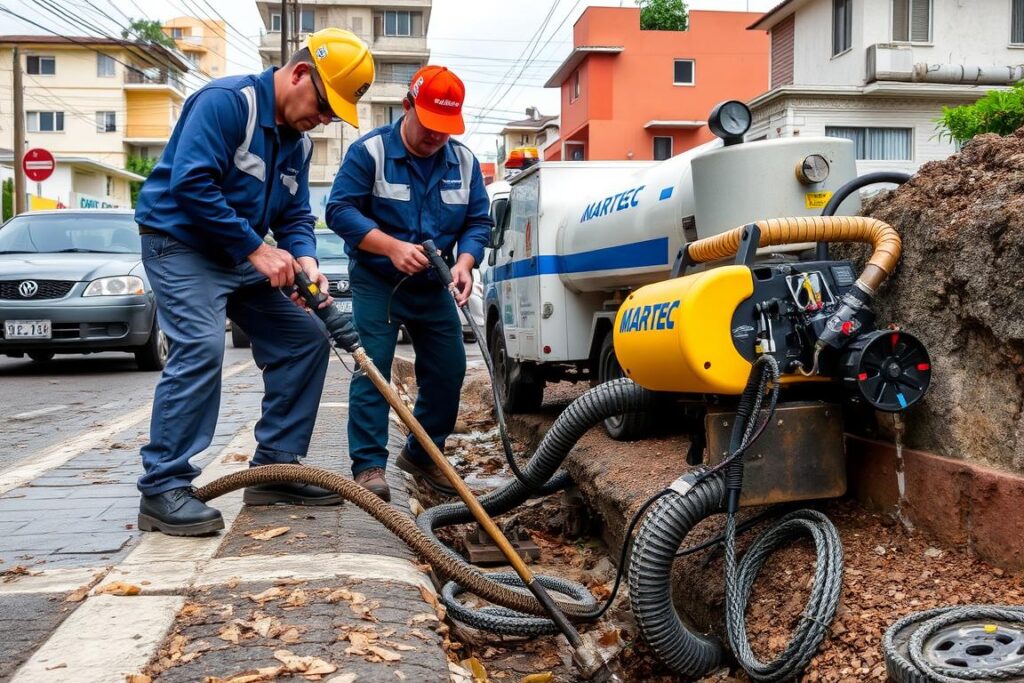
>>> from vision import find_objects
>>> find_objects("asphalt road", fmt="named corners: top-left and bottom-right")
top-left (0, 332), bottom-right (484, 474)
top-left (0, 336), bottom-right (252, 473)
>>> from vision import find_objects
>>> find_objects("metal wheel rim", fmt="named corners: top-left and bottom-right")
top-left (156, 328), bottom-right (169, 363)
top-left (923, 620), bottom-right (1024, 670)
top-left (493, 337), bottom-right (511, 406)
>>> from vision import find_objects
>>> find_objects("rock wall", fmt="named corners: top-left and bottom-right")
top-left (855, 129), bottom-right (1024, 472)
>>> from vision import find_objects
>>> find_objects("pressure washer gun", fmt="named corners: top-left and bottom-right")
top-left (420, 239), bottom-right (488, 346)
top-left (294, 270), bottom-right (362, 353)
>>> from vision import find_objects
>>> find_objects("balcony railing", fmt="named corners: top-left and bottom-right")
top-left (124, 67), bottom-right (184, 91)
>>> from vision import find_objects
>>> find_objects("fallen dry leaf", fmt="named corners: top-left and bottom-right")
top-left (326, 674), bottom-right (357, 683)
top-left (461, 657), bottom-right (488, 682)
top-left (126, 675), bottom-right (151, 683)
top-left (384, 642), bottom-right (417, 652)
top-left (407, 612), bottom-right (437, 625)
top-left (179, 602), bottom-right (206, 619)
top-left (273, 649), bottom-right (337, 675)
top-left (247, 526), bottom-right (290, 541)
top-left (94, 581), bottom-right (141, 596)
top-left (64, 586), bottom-right (90, 603)
top-left (279, 627), bottom-right (302, 644)
top-left (221, 452), bottom-right (250, 463)
top-left (284, 589), bottom-right (309, 608)
top-left (345, 631), bottom-right (377, 655)
top-left (367, 645), bottom-right (402, 662)
top-left (218, 623), bottom-right (242, 644)
top-left (597, 628), bottom-right (621, 648)
top-left (521, 674), bottom-right (554, 683)
top-left (248, 587), bottom-right (286, 604)
top-left (203, 667), bottom-right (282, 683)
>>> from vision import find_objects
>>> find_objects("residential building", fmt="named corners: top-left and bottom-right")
top-left (0, 153), bottom-right (142, 211)
top-left (0, 36), bottom-right (191, 208)
top-left (163, 16), bottom-right (228, 79)
top-left (255, 1), bottom-right (431, 218)
top-left (544, 7), bottom-right (769, 162)
top-left (747, 0), bottom-right (1024, 174)
top-left (496, 107), bottom-right (559, 178)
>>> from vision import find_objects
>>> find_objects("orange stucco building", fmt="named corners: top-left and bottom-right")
top-left (544, 8), bottom-right (769, 162)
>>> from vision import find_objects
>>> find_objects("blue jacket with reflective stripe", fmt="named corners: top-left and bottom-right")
top-left (135, 68), bottom-right (316, 265)
top-left (325, 118), bottom-right (492, 285)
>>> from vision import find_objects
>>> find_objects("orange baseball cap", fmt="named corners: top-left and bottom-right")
top-left (408, 65), bottom-right (465, 135)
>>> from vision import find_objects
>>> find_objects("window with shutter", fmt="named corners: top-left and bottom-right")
top-left (832, 0), bottom-right (852, 55)
top-left (893, 0), bottom-right (931, 42)
top-left (1012, 0), bottom-right (1024, 44)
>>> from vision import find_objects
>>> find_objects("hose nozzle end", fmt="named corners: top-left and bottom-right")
top-left (572, 645), bottom-right (623, 682)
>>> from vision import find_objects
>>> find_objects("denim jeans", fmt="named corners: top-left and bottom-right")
top-left (137, 233), bottom-right (329, 495)
top-left (347, 261), bottom-right (465, 476)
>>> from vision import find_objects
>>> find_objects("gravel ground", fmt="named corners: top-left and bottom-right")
top-left (430, 373), bottom-right (1024, 682)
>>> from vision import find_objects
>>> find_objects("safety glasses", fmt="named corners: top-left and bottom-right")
top-left (310, 67), bottom-right (341, 123)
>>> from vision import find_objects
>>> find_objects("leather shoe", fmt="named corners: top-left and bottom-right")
top-left (243, 475), bottom-right (342, 506)
top-left (354, 467), bottom-right (391, 502)
top-left (396, 448), bottom-right (457, 496)
top-left (139, 487), bottom-right (224, 536)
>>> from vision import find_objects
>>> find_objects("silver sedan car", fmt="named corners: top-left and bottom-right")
top-left (0, 209), bottom-right (166, 370)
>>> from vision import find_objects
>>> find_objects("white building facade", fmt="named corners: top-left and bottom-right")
top-left (747, 0), bottom-right (1024, 175)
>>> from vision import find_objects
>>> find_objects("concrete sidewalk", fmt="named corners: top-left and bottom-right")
top-left (0, 354), bottom-right (454, 682)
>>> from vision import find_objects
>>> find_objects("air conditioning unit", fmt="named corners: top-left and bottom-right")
top-left (866, 43), bottom-right (914, 82)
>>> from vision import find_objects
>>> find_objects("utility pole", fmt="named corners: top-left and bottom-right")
top-left (280, 0), bottom-right (290, 63)
top-left (13, 46), bottom-right (25, 216)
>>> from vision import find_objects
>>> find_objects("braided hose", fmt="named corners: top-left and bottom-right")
top-left (686, 216), bottom-right (901, 293)
top-left (193, 465), bottom-right (596, 620)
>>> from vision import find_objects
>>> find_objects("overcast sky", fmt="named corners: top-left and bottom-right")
top-left (0, 0), bottom-right (780, 159)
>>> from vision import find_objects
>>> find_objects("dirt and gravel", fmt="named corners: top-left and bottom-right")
top-left (425, 372), bottom-right (1024, 682)
top-left (850, 128), bottom-right (1024, 472)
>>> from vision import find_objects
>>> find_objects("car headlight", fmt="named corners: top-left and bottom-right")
top-left (83, 276), bottom-right (145, 297)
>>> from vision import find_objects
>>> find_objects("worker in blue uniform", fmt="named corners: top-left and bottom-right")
top-left (326, 65), bottom-right (492, 501)
top-left (133, 29), bottom-right (376, 536)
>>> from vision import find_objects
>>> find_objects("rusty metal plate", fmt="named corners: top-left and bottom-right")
top-left (464, 525), bottom-right (541, 566)
top-left (705, 401), bottom-right (846, 507)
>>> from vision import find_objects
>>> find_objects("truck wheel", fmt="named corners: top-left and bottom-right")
top-left (597, 333), bottom-right (653, 440)
top-left (490, 322), bottom-right (544, 413)
top-left (136, 319), bottom-right (169, 371)
top-left (230, 322), bottom-right (251, 349)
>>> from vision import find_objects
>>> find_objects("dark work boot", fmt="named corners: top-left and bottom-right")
top-left (396, 448), bottom-right (457, 496)
top-left (354, 467), bottom-right (391, 502)
top-left (242, 464), bottom-right (343, 506)
top-left (138, 487), bottom-right (224, 536)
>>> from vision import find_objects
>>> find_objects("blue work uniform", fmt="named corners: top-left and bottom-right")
top-left (133, 67), bottom-right (328, 496)
top-left (326, 118), bottom-right (491, 476)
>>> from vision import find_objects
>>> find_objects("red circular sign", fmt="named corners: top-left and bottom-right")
top-left (23, 148), bottom-right (55, 182)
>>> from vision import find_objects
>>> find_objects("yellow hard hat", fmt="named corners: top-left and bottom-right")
top-left (307, 28), bottom-right (374, 127)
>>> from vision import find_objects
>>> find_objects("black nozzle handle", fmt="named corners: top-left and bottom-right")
top-left (420, 240), bottom-right (454, 288)
top-left (294, 270), bottom-right (329, 309)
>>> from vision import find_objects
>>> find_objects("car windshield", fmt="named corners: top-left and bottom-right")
top-left (0, 213), bottom-right (140, 254)
top-left (316, 231), bottom-right (348, 261)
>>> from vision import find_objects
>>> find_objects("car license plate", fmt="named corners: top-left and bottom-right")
top-left (5, 320), bottom-right (51, 339)
top-left (337, 300), bottom-right (352, 313)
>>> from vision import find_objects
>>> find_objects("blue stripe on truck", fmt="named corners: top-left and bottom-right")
top-left (490, 237), bottom-right (669, 282)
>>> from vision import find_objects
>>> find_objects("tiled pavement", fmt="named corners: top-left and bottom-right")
top-left (0, 353), bottom-right (452, 682)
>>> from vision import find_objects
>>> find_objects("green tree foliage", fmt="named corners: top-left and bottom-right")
top-left (636, 0), bottom-right (689, 31)
top-left (2, 179), bottom-right (12, 221)
top-left (937, 82), bottom-right (1024, 144)
top-left (122, 19), bottom-right (177, 48)
top-left (126, 155), bottom-right (158, 207)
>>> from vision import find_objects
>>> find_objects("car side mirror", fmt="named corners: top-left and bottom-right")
top-left (488, 199), bottom-right (508, 249)
top-left (487, 248), bottom-right (497, 267)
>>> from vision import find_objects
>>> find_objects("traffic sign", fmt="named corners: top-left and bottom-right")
top-left (23, 148), bottom-right (55, 182)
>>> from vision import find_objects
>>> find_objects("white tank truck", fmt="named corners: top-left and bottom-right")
top-left (482, 101), bottom-right (862, 439)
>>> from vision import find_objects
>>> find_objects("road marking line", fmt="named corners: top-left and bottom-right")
top-left (9, 405), bottom-right (67, 420)
top-left (0, 361), bottom-right (252, 495)
top-left (9, 595), bottom-right (185, 683)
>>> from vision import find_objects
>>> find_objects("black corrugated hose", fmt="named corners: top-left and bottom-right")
top-left (628, 356), bottom-right (845, 680)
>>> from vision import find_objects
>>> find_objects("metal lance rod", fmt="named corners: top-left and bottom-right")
top-left (292, 271), bottom-right (619, 681)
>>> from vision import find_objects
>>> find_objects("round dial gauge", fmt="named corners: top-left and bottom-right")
top-left (708, 100), bottom-right (752, 140)
top-left (797, 154), bottom-right (830, 184)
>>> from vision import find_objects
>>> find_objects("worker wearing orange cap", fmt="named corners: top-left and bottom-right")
top-left (326, 65), bottom-right (492, 502)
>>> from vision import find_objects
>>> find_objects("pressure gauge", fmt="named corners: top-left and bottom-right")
top-left (796, 154), bottom-right (830, 184)
top-left (708, 100), bottom-right (752, 143)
